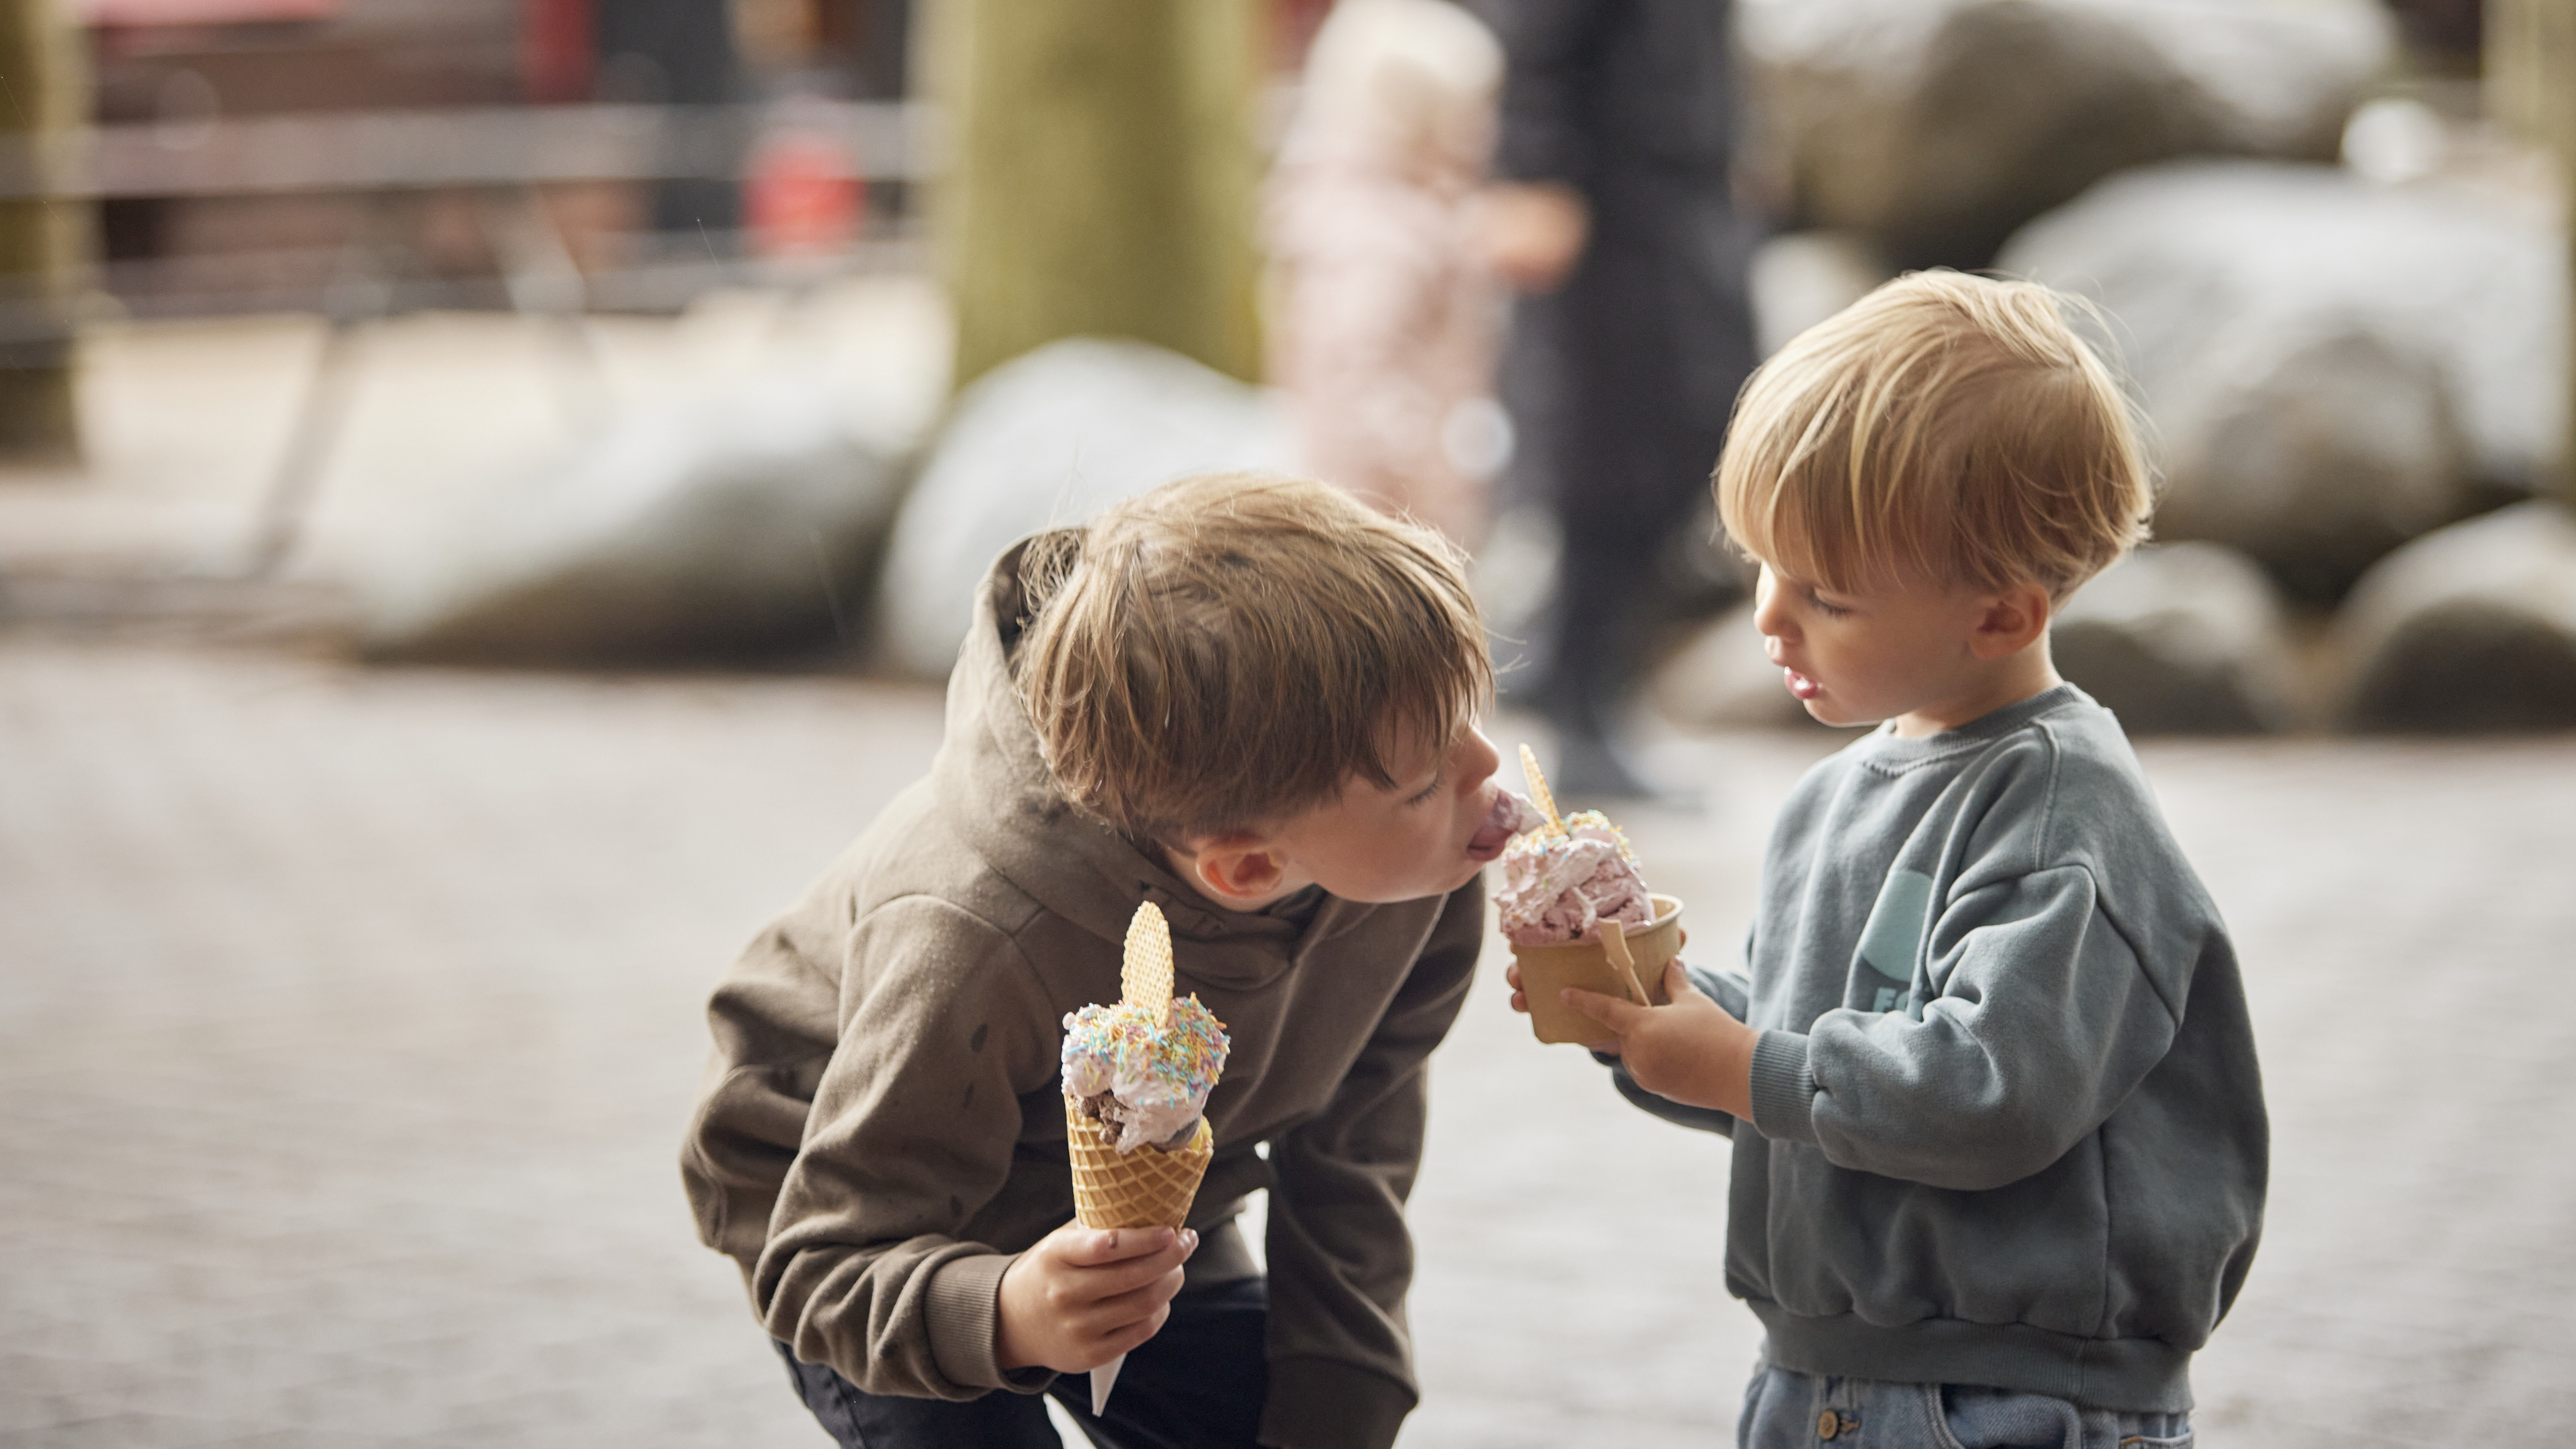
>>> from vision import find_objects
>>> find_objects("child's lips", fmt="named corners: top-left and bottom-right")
top-left (1783, 667), bottom-right (1822, 701)
top-left (1466, 790), bottom-right (1518, 861)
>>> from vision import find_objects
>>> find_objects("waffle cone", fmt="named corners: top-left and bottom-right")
top-left (1064, 1098), bottom-right (1213, 1229)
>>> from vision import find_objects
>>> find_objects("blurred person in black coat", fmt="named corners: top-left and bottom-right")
top-left (1474, 0), bottom-right (1758, 798)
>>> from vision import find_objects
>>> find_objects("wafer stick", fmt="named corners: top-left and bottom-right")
top-left (1122, 900), bottom-right (1174, 1026)
top-left (1519, 744), bottom-right (1564, 835)
top-left (1601, 918), bottom-right (1651, 1006)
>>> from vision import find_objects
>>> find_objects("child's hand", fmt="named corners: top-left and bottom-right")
top-left (995, 1222), bottom-right (1197, 1373)
top-left (1562, 958), bottom-right (1756, 1119)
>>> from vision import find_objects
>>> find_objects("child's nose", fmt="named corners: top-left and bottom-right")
top-left (1752, 571), bottom-right (1793, 640)
top-left (1457, 726), bottom-right (1500, 789)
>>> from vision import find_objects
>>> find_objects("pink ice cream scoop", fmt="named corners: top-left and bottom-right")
top-left (1494, 800), bottom-right (1656, 947)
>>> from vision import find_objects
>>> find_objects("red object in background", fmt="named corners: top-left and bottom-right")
top-left (746, 125), bottom-right (863, 258)
top-left (77, 0), bottom-right (337, 21)
top-left (522, 0), bottom-right (594, 104)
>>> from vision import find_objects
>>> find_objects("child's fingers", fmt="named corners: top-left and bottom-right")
top-left (1056, 1224), bottom-right (1186, 1268)
top-left (1661, 958), bottom-right (1700, 1001)
top-left (1091, 1261), bottom-right (1187, 1322)
top-left (1065, 1230), bottom-right (1196, 1303)
top-left (1070, 1264), bottom-right (1186, 1349)
top-left (1095, 1293), bottom-right (1176, 1357)
top-left (1563, 985), bottom-right (1646, 1036)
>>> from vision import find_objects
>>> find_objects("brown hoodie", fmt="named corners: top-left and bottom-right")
top-left (681, 538), bottom-right (1482, 1449)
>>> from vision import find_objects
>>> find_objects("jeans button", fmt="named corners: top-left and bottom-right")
top-left (1817, 1409), bottom-right (1841, 1440)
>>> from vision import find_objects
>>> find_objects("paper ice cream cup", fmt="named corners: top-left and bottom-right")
top-left (1512, 894), bottom-right (1684, 1045)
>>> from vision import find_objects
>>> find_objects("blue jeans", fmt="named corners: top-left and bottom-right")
top-left (1739, 1363), bottom-right (2193, 1449)
top-left (775, 1278), bottom-right (1267, 1449)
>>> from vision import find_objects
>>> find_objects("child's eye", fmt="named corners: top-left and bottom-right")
top-left (1805, 588), bottom-right (1853, 619)
top-left (1406, 773), bottom-right (1443, 805)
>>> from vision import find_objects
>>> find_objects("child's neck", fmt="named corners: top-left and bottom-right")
top-left (1891, 644), bottom-right (2064, 739)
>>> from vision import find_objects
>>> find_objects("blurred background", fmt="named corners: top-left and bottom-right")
top-left (1, 0), bottom-right (2571, 1445)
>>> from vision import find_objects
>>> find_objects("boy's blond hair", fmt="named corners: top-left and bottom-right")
top-left (1716, 270), bottom-right (2152, 599)
top-left (1014, 471), bottom-right (1491, 846)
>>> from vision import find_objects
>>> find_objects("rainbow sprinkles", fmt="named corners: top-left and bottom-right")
top-left (1060, 995), bottom-right (1230, 1153)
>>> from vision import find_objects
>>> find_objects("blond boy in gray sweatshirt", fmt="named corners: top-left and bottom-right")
top-left (1533, 273), bottom-right (2267, 1449)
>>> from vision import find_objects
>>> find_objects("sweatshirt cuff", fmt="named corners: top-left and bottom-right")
top-left (924, 1251), bottom-right (1055, 1395)
top-left (1258, 1357), bottom-right (1414, 1449)
top-left (1748, 1030), bottom-right (1820, 1144)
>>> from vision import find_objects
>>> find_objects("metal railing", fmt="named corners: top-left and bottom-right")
top-left (0, 100), bottom-right (938, 199)
top-left (0, 99), bottom-right (944, 577)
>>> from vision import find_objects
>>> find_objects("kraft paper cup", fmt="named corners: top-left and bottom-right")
top-left (1511, 893), bottom-right (1684, 1045)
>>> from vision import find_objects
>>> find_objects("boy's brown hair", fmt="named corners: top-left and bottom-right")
top-left (1716, 269), bottom-right (2153, 600)
top-left (1014, 471), bottom-right (1491, 846)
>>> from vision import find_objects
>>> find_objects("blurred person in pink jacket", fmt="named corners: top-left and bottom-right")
top-left (1265, 0), bottom-right (1510, 549)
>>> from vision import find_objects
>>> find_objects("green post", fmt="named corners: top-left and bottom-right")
top-left (2488, 0), bottom-right (2576, 503)
top-left (927, 0), bottom-right (1263, 390)
top-left (0, 0), bottom-right (86, 461)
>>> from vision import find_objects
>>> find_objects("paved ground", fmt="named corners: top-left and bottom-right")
top-left (4, 635), bottom-right (2573, 1447)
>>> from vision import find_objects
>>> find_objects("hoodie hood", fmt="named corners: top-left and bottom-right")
top-left (932, 536), bottom-right (1372, 993)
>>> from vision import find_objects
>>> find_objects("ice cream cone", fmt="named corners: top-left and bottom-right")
top-left (1062, 901), bottom-right (1227, 1416)
top-left (1065, 1099), bottom-right (1214, 1230)
top-left (1513, 893), bottom-right (1685, 1044)
top-left (1065, 1094), bottom-right (1213, 1417)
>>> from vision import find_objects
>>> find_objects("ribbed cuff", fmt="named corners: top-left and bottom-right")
top-left (1258, 1357), bottom-right (1415, 1449)
top-left (1748, 1030), bottom-right (1819, 1144)
top-left (924, 1251), bottom-right (1054, 1394)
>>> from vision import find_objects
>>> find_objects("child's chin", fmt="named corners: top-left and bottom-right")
top-left (1801, 698), bottom-right (1868, 729)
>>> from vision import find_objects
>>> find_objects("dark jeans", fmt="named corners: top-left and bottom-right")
top-left (774, 1278), bottom-right (1268, 1449)
top-left (1739, 1364), bottom-right (2193, 1449)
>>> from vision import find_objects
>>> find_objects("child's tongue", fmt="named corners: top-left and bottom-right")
top-left (1467, 791), bottom-right (1520, 859)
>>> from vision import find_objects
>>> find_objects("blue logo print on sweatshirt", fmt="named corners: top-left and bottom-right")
top-left (1855, 869), bottom-right (1936, 1019)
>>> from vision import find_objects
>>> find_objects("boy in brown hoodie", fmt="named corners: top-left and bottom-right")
top-left (682, 472), bottom-right (1526, 1449)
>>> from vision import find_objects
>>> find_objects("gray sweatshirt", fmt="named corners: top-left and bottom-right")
top-left (1607, 685), bottom-right (2265, 1412)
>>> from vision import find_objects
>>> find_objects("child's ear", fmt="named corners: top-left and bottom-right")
top-left (1185, 837), bottom-right (1289, 904)
top-left (1968, 582), bottom-right (2054, 660)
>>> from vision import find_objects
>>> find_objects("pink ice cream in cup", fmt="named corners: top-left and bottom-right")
top-left (1492, 746), bottom-right (1684, 1044)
